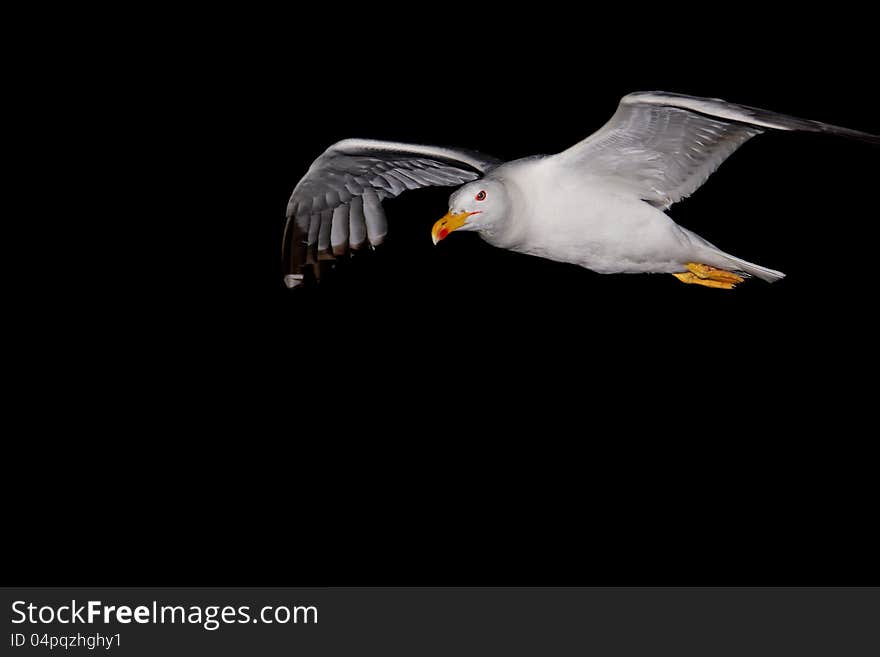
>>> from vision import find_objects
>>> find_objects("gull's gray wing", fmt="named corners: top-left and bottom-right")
top-left (557, 91), bottom-right (879, 210)
top-left (283, 138), bottom-right (501, 288)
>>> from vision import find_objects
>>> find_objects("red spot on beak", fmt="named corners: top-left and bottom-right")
top-left (438, 228), bottom-right (449, 241)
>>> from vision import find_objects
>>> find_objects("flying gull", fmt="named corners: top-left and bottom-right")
top-left (283, 91), bottom-right (878, 290)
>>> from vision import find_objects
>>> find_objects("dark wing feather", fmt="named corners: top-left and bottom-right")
top-left (283, 139), bottom-right (500, 288)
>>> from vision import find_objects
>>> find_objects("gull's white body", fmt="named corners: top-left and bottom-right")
top-left (483, 156), bottom-right (743, 276)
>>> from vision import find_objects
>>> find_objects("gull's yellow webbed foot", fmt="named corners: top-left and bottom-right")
top-left (673, 263), bottom-right (745, 289)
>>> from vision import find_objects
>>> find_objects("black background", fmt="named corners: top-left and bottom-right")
top-left (8, 8), bottom-right (878, 586)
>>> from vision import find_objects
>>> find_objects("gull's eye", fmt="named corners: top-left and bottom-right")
top-left (475, 190), bottom-right (486, 201)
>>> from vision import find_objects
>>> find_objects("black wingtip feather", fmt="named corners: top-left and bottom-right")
top-left (634, 91), bottom-right (880, 145)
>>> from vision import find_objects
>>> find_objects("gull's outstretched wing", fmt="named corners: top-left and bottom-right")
top-left (557, 91), bottom-right (879, 210)
top-left (283, 139), bottom-right (501, 288)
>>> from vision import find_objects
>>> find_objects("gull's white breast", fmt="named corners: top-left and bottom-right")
top-left (485, 156), bottom-right (697, 275)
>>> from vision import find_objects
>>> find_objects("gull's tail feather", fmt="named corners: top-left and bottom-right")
top-left (718, 253), bottom-right (786, 283)
top-left (684, 228), bottom-right (786, 283)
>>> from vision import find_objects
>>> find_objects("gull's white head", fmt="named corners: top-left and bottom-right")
top-left (431, 179), bottom-right (509, 245)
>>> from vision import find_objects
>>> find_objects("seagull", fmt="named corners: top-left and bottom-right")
top-left (283, 91), bottom-right (878, 290)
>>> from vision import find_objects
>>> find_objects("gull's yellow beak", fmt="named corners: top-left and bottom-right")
top-left (431, 211), bottom-right (477, 245)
